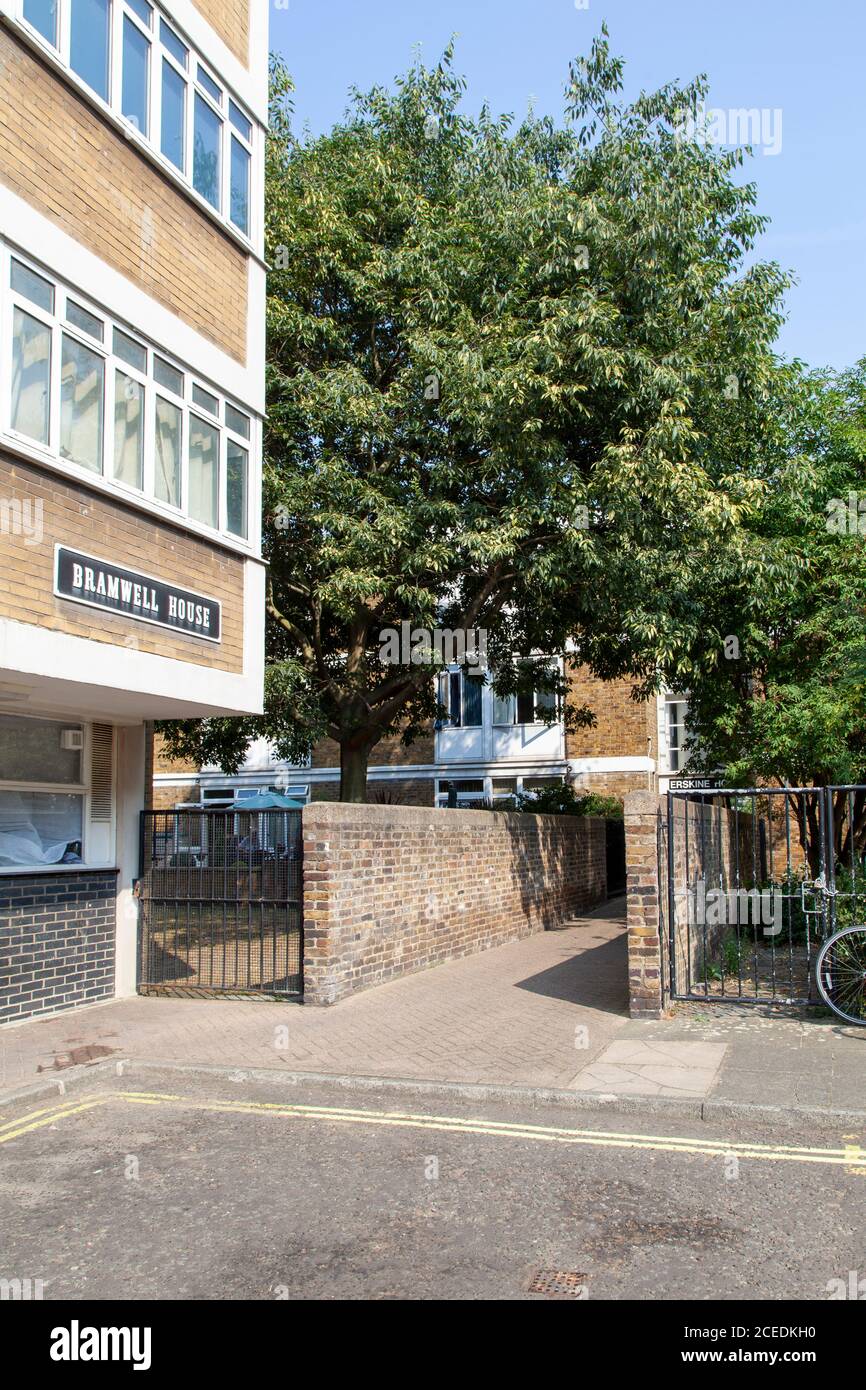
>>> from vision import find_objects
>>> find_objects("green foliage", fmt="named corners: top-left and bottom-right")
top-left (161, 30), bottom-right (793, 798)
top-left (514, 783), bottom-right (623, 817)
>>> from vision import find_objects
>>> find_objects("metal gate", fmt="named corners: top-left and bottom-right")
top-left (137, 809), bottom-right (303, 997)
top-left (665, 785), bottom-right (866, 1005)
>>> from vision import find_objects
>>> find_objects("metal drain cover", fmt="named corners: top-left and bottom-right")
top-left (527, 1269), bottom-right (589, 1298)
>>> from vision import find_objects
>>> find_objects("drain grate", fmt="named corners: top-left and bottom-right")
top-left (527, 1269), bottom-right (589, 1299)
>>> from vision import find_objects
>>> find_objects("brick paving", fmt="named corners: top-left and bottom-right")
top-left (0, 900), bottom-right (629, 1095)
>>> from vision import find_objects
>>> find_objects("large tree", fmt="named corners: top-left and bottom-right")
top-left (159, 30), bottom-right (791, 800)
top-left (671, 360), bottom-right (866, 865)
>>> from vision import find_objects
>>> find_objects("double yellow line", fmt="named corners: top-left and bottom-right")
top-left (1, 1088), bottom-right (863, 1169)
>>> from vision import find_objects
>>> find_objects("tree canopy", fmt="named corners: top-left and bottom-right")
top-left (159, 28), bottom-right (793, 800)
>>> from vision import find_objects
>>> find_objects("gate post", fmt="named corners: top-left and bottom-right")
top-left (624, 791), bottom-right (666, 1019)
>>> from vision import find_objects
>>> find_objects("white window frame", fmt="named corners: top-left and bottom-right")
top-left (1, 242), bottom-right (255, 545)
top-left (0, 717), bottom-right (93, 870)
top-left (15, 0), bottom-right (257, 247)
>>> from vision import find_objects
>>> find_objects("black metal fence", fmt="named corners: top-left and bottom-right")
top-left (138, 809), bottom-right (303, 997)
top-left (665, 785), bottom-right (866, 1005)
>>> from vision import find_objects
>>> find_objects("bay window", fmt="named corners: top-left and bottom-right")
top-left (3, 248), bottom-right (256, 544)
top-left (16, 0), bottom-right (256, 242)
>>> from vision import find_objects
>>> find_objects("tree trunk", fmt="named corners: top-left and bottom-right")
top-left (340, 742), bottom-right (370, 803)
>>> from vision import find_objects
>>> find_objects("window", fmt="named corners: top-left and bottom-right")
top-left (66, 300), bottom-right (104, 341)
top-left (230, 136), bottom-right (250, 234)
top-left (154, 395), bottom-right (181, 507)
top-left (23, 0), bottom-right (57, 43)
top-left (70, 0), bottom-right (110, 101)
top-left (226, 439), bottom-right (247, 538)
top-left (4, 249), bottom-right (255, 541)
top-left (11, 308), bottom-right (51, 444)
top-left (60, 333), bottom-right (104, 472)
top-left (121, 13), bottom-right (150, 135)
top-left (193, 91), bottom-right (222, 209)
top-left (188, 413), bottom-right (218, 527)
top-left (114, 368), bottom-right (144, 488)
top-left (17, 0), bottom-right (255, 241)
top-left (160, 58), bottom-right (186, 170)
top-left (0, 716), bottom-right (85, 868)
top-left (667, 699), bottom-right (690, 772)
top-left (438, 670), bottom-right (482, 727)
top-left (493, 670), bottom-right (558, 724)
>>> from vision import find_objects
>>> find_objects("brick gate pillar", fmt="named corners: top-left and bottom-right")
top-left (624, 791), bottom-right (666, 1019)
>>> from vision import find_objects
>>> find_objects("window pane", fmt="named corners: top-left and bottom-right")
top-left (66, 300), bottom-right (104, 341)
top-left (225, 403), bottom-right (250, 438)
top-left (154, 396), bottom-right (181, 507)
top-left (516, 691), bottom-right (535, 724)
top-left (61, 334), bottom-right (104, 472)
top-left (23, 0), bottom-right (57, 45)
top-left (114, 370), bottom-right (144, 489)
top-left (229, 100), bottom-right (252, 141)
top-left (113, 327), bottom-right (147, 373)
top-left (226, 440), bottom-right (247, 538)
top-left (160, 18), bottom-right (187, 66)
top-left (192, 383), bottom-right (218, 415)
top-left (154, 356), bottom-right (184, 395)
top-left (0, 716), bottom-right (83, 783)
top-left (188, 415), bottom-right (219, 526)
top-left (0, 790), bottom-right (84, 866)
top-left (230, 135), bottom-right (250, 234)
top-left (11, 308), bottom-right (51, 445)
top-left (463, 674), bottom-right (483, 727)
top-left (492, 692), bottom-right (514, 725)
top-left (197, 64), bottom-right (222, 103)
top-left (122, 16), bottom-right (150, 135)
top-left (126, 0), bottom-right (152, 24)
top-left (70, 0), bottom-right (110, 101)
top-left (11, 258), bottom-right (54, 313)
top-left (161, 59), bottom-right (186, 171)
top-left (193, 92), bottom-right (221, 209)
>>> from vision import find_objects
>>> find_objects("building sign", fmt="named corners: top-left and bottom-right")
top-left (55, 547), bottom-right (221, 642)
top-left (669, 776), bottom-right (723, 792)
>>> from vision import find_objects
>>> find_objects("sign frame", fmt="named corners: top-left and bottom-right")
top-left (54, 545), bottom-right (222, 644)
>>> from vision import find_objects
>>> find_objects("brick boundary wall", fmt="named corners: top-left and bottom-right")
top-left (0, 870), bottom-right (118, 1024)
top-left (302, 802), bottom-right (607, 1006)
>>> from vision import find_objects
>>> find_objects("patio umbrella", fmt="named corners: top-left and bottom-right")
top-left (235, 791), bottom-right (305, 810)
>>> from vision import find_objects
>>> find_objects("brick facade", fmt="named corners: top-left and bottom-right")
top-left (301, 801), bottom-right (607, 1005)
top-left (0, 29), bottom-right (248, 360)
top-left (192, 0), bottom-right (251, 66)
top-left (0, 455), bottom-right (247, 672)
top-left (624, 791), bottom-right (665, 1018)
top-left (0, 870), bottom-right (118, 1023)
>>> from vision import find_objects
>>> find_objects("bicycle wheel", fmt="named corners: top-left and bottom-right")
top-left (816, 927), bottom-right (866, 1025)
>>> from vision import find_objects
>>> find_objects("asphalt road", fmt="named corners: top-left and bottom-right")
top-left (1, 1068), bottom-right (864, 1301)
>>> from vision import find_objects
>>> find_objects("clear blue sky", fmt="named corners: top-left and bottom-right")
top-left (271, 0), bottom-right (865, 373)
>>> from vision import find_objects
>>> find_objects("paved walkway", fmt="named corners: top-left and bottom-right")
top-left (3, 896), bottom-right (865, 1115)
top-left (0, 900), bottom-right (629, 1094)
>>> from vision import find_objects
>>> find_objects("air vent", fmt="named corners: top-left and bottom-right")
top-left (90, 724), bottom-right (114, 822)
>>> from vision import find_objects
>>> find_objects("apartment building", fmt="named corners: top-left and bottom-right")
top-left (0, 0), bottom-right (268, 1021)
top-left (153, 667), bottom-right (692, 809)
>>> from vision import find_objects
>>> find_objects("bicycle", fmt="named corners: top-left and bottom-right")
top-left (815, 926), bottom-right (866, 1025)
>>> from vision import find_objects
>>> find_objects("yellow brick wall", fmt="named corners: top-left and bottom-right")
top-left (0, 30), bottom-right (248, 361)
top-left (1, 455), bottom-right (245, 672)
top-left (191, 0), bottom-right (250, 67)
top-left (566, 667), bottom-right (657, 761)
